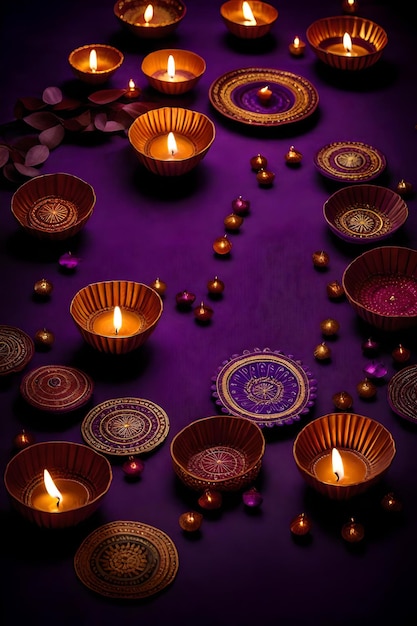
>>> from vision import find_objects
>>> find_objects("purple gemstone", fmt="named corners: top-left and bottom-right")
top-left (242, 487), bottom-right (263, 507)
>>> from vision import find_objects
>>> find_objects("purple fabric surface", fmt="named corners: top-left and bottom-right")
top-left (1, 1), bottom-right (417, 624)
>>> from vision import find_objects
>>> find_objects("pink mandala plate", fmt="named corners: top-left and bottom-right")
top-left (211, 348), bottom-right (317, 427)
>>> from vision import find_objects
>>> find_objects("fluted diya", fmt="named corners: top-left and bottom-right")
top-left (293, 412), bottom-right (396, 500)
top-left (220, 1), bottom-right (278, 39)
top-left (68, 44), bottom-right (124, 85)
top-left (114, 0), bottom-right (186, 39)
top-left (142, 49), bottom-right (206, 95)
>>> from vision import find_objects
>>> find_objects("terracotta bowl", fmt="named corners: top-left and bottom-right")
top-left (170, 415), bottom-right (265, 492)
top-left (342, 246), bottom-right (417, 331)
top-left (323, 184), bottom-right (408, 244)
top-left (68, 44), bottom-right (124, 85)
top-left (114, 0), bottom-right (186, 39)
top-left (293, 413), bottom-right (396, 500)
top-left (220, 1), bottom-right (278, 39)
top-left (11, 173), bottom-right (96, 241)
top-left (306, 16), bottom-right (388, 71)
top-left (128, 107), bottom-right (215, 176)
top-left (141, 49), bottom-right (206, 95)
top-left (4, 441), bottom-right (112, 529)
top-left (70, 280), bottom-right (163, 354)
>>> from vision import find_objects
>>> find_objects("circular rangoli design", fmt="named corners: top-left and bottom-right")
top-left (211, 347), bottom-right (317, 427)
top-left (27, 195), bottom-right (79, 232)
top-left (20, 364), bottom-right (94, 413)
top-left (314, 141), bottom-right (386, 182)
top-left (188, 445), bottom-right (247, 481)
top-left (74, 520), bottom-right (179, 599)
top-left (355, 275), bottom-right (417, 316)
top-left (333, 205), bottom-right (392, 240)
top-left (81, 397), bottom-right (170, 456)
top-left (387, 365), bottom-right (417, 424)
top-left (0, 325), bottom-right (34, 376)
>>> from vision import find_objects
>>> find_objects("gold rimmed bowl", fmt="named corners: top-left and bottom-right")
top-left (114, 0), bottom-right (186, 39)
top-left (4, 441), bottom-right (112, 529)
top-left (306, 16), bottom-right (388, 71)
top-left (170, 415), bottom-right (266, 492)
top-left (70, 280), bottom-right (163, 354)
top-left (128, 107), bottom-right (215, 176)
top-left (342, 246), bottom-right (417, 331)
top-left (323, 184), bottom-right (408, 244)
top-left (68, 44), bottom-right (124, 84)
top-left (293, 413), bottom-right (396, 500)
top-left (141, 49), bottom-right (206, 95)
top-left (220, 1), bottom-right (278, 39)
top-left (11, 173), bottom-right (96, 241)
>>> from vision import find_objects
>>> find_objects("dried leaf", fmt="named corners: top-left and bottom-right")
top-left (23, 111), bottom-right (60, 130)
top-left (14, 162), bottom-right (41, 177)
top-left (25, 144), bottom-right (50, 166)
top-left (62, 110), bottom-right (91, 131)
top-left (0, 145), bottom-right (11, 168)
top-left (42, 86), bottom-right (63, 106)
top-left (53, 97), bottom-right (82, 111)
top-left (15, 96), bottom-right (45, 112)
top-left (39, 124), bottom-right (65, 149)
top-left (88, 88), bottom-right (127, 104)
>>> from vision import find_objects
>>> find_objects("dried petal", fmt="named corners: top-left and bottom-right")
top-left (25, 144), bottom-right (49, 166)
top-left (0, 145), bottom-right (11, 168)
top-left (14, 162), bottom-right (40, 177)
top-left (42, 86), bottom-right (63, 105)
top-left (23, 111), bottom-right (60, 130)
top-left (62, 110), bottom-right (91, 131)
top-left (53, 97), bottom-right (82, 111)
top-left (88, 88), bottom-right (127, 104)
top-left (122, 102), bottom-right (154, 118)
top-left (39, 125), bottom-right (65, 149)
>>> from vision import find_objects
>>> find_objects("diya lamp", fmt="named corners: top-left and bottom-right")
top-left (314, 342), bottom-right (331, 361)
top-left (34, 328), bottom-right (55, 349)
top-left (125, 78), bottom-right (140, 99)
top-left (224, 213), bottom-right (244, 231)
top-left (341, 517), bottom-right (364, 543)
top-left (141, 49), bottom-right (206, 95)
top-left (320, 318), bottom-right (340, 337)
top-left (257, 85), bottom-right (272, 104)
top-left (392, 344), bottom-right (411, 363)
top-left (242, 487), bottom-right (263, 508)
top-left (256, 168), bottom-right (275, 187)
top-left (285, 146), bottom-right (303, 165)
top-left (332, 391), bottom-right (353, 410)
top-left (356, 378), bottom-right (377, 399)
top-left (342, 0), bottom-right (358, 14)
top-left (326, 280), bottom-right (344, 300)
top-left (231, 195), bottom-right (250, 215)
top-left (179, 511), bottom-right (203, 532)
top-left (361, 337), bottom-right (379, 355)
top-left (207, 276), bottom-right (225, 296)
top-left (194, 301), bottom-right (214, 323)
top-left (176, 290), bottom-right (196, 309)
top-left (381, 492), bottom-right (403, 513)
top-left (312, 250), bottom-right (329, 268)
top-left (33, 278), bottom-right (53, 298)
top-left (68, 44), bottom-right (124, 85)
top-left (150, 277), bottom-right (167, 297)
top-left (114, 1), bottom-right (187, 39)
top-left (396, 179), bottom-right (413, 198)
top-left (122, 456), bottom-right (145, 479)
top-left (213, 234), bottom-right (233, 255)
top-left (289, 36), bottom-right (306, 57)
top-left (220, 0), bottom-right (278, 39)
top-left (198, 489), bottom-right (222, 510)
top-left (290, 512), bottom-right (312, 536)
top-left (250, 154), bottom-right (267, 172)
top-left (13, 430), bottom-right (35, 451)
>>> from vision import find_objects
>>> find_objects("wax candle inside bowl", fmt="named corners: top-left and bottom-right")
top-left (148, 132), bottom-right (195, 160)
top-left (31, 469), bottom-right (89, 512)
top-left (323, 32), bottom-right (372, 56)
top-left (313, 447), bottom-right (369, 484)
top-left (91, 305), bottom-right (144, 337)
top-left (152, 54), bottom-right (195, 83)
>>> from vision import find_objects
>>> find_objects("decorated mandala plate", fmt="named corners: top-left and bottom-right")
top-left (81, 397), bottom-right (170, 456)
top-left (211, 348), bottom-right (317, 427)
top-left (387, 365), bottom-right (417, 424)
top-left (314, 141), bottom-right (386, 182)
top-left (209, 68), bottom-right (319, 126)
top-left (20, 364), bottom-right (93, 413)
top-left (74, 520), bottom-right (179, 600)
top-left (0, 325), bottom-right (34, 376)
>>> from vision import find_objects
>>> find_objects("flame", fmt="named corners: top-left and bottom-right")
top-left (167, 132), bottom-right (178, 156)
top-left (144, 4), bottom-right (153, 23)
top-left (113, 305), bottom-right (122, 334)
top-left (44, 469), bottom-right (63, 507)
top-left (343, 32), bottom-right (352, 53)
top-left (293, 36), bottom-right (300, 47)
top-left (332, 448), bottom-right (345, 481)
top-left (242, 1), bottom-right (256, 24)
top-left (167, 54), bottom-right (175, 79)
top-left (89, 49), bottom-right (97, 72)
top-left (128, 78), bottom-right (136, 90)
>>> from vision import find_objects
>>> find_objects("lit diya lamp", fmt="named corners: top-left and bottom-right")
top-left (194, 301), bottom-right (214, 323)
top-left (142, 49), bottom-right (206, 95)
top-left (220, 0), bottom-right (278, 39)
top-left (179, 511), bottom-right (203, 532)
top-left (68, 44), bottom-right (124, 84)
top-left (33, 278), bottom-right (53, 298)
top-left (290, 512), bottom-right (312, 536)
top-left (289, 36), bottom-right (306, 56)
top-left (341, 517), bottom-right (365, 543)
top-left (250, 154), bottom-right (267, 172)
top-left (198, 489), bottom-right (222, 510)
top-left (342, 0), bottom-right (358, 14)
top-left (176, 290), bottom-right (196, 309)
top-left (207, 276), bottom-right (225, 296)
top-left (150, 277), bottom-right (167, 297)
top-left (257, 85), bottom-right (272, 103)
top-left (312, 250), bottom-right (330, 268)
top-left (125, 78), bottom-right (140, 99)
top-left (256, 168), bottom-right (275, 186)
top-left (213, 234), bottom-right (233, 255)
top-left (285, 146), bottom-right (303, 165)
top-left (224, 213), bottom-right (244, 231)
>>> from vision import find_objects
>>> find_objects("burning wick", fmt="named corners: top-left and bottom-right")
top-left (43, 469), bottom-right (62, 508)
top-left (332, 448), bottom-right (344, 482)
top-left (114, 305), bottom-right (122, 335)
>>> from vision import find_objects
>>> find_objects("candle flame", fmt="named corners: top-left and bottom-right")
top-left (167, 132), bottom-right (178, 156)
top-left (144, 3), bottom-right (153, 23)
top-left (343, 32), bottom-right (352, 53)
top-left (242, 1), bottom-right (256, 24)
top-left (128, 78), bottom-right (136, 90)
top-left (89, 49), bottom-right (97, 72)
top-left (113, 305), bottom-right (122, 334)
top-left (260, 85), bottom-right (270, 94)
top-left (44, 469), bottom-right (63, 507)
top-left (167, 54), bottom-right (175, 79)
top-left (348, 0), bottom-right (355, 6)
top-left (332, 448), bottom-right (345, 482)
top-left (293, 36), bottom-right (300, 47)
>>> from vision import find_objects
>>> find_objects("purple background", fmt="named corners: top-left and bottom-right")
top-left (1, 1), bottom-right (417, 624)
